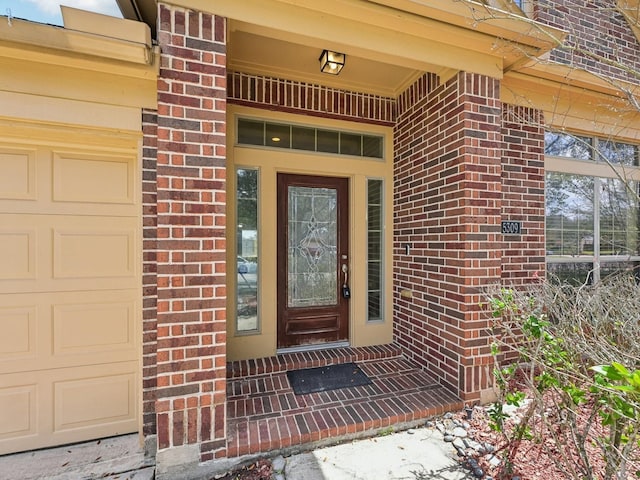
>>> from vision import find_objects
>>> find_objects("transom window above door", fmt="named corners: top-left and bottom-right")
top-left (237, 117), bottom-right (384, 159)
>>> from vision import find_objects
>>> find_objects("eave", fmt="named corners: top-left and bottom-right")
top-left (0, 8), bottom-right (159, 110)
top-left (0, 7), bottom-right (158, 80)
top-left (503, 62), bottom-right (640, 141)
top-left (124, 0), bottom-right (565, 84)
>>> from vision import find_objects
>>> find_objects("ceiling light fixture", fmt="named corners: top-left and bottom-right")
top-left (319, 49), bottom-right (346, 75)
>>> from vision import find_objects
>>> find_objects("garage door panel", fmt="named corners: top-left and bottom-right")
top-left (0, 363), bottom-right (137, 455)
top-left (0, 305), bottom-right (37, 362)
top-left (0, 228), bottom-right (37, 280)
top-left (0, 147), bottom-right (37, 201)
top-left (0, 215), bottom-right (138, 294)
top-left (0, 384), bottom-right (37, 441)
top-left (52, 152), bottom-right (134, 205)
top-left (0, 291), bottom-right (138, 375)
top-left (54, 228), bottom-right (135, 279)
top-left (0, 135), bottom-right (140, 454)
top-left (0, 143), bottom-right (136, 218)
top-left (53, 300), bottom-right (135, 356)
top-left (54, 371), bottom-right (136, 433)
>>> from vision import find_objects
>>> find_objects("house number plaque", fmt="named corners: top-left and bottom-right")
top-left (501, 221), bottom-right (522, 235)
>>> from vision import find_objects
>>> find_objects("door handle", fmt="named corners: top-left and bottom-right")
top-left (341, 264), bottom-right (350, 299)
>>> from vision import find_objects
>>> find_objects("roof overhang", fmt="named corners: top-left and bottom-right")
top-left (0, 7), bottom-right (159, 109)
top-left (503, 62), bottom-right (640, 141)
top-left (120, 0), bottom-right (565, 96)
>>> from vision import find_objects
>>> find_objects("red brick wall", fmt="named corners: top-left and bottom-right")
top-left (501, 105), bottom-right (546, 284)
top-left (227, 71), bottom-right (395, 125)
top-left (393, 72), bottom-right (502, 401)
top-left (535, 0), bottom-right (640, 85)
top-left (156, 3), bottom-right (227, 461)
top-left (142, 109), bottom-right (158, 437)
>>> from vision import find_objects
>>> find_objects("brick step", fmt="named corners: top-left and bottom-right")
top-left (225, 355), bottom-right (462, 458)
top-left (226, 343), bottom-right (403, 379)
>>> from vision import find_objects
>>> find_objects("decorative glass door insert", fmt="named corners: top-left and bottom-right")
top-left (288, 186), bottom-right (338, 308)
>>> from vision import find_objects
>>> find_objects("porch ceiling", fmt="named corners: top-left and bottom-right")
top-left (227, 27), bottom-right (424, 97)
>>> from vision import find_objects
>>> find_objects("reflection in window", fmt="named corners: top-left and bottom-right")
top-left (545, 172), bottom-right (640, 284)
top-left (367, 179), bottom-right (384, 321)
top-left (547, 262), bottom-right (594, 286)
top-left (545, 132), bottom-right (592, 160)
top-left (599, 179), bottom-right (639, 256)
top-left (236, 168), bottom-right (259, 333)
top-left (596, 140), bottom-right (638, 166)
top-left (545, 172), bottom-right (594, 257)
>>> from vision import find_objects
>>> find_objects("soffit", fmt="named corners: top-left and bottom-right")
top-left (228, 29), bottom-right (423, 97)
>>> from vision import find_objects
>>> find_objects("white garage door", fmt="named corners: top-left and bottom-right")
top-left (0, 139), bottom-right (140, 455)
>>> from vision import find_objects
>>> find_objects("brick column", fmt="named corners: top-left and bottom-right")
top-left (155, 3), bottom-right (227, 471)
top-left (394, 72), bottom-right (502, 403)
top-left (501, 105), bottom-right (546, 284)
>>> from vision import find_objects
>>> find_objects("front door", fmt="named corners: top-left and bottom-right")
top-left (277, 174), bottom-right (349, 348)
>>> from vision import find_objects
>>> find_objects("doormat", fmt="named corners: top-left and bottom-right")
top-left (286, 362), bottom-right (372, 395)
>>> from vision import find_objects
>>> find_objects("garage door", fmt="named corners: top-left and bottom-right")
top-left (0, 139), bottom-right (140, 455)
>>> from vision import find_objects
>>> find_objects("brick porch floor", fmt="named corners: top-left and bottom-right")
top-left (225, 343), bottom-right (462, 457)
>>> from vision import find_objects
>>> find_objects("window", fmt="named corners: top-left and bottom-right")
top-left (367, 179), bottom-right (384, 321)
top-left (237, 118), bottom-right (384, 159)
top-left (236, 168), bottom-right (259, 332)
top-left (545, 133), bottom-right (640, 284)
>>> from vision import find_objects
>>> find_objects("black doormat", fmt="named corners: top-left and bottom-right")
top-left (286, 362), bottom-right (372, 395)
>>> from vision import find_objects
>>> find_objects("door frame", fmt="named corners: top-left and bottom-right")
top-left (226, 105), bottom-right (394, 362)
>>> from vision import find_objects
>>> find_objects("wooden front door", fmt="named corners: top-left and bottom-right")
top-left (277, 174), bottom-right (349, 348)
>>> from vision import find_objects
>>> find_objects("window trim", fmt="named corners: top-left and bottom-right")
top-left (545, 132), bottom-right (640, 283)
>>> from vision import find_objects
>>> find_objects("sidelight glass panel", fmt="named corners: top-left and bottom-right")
top-left (288, 186), bottom-right (338, 307)
top-left (236, 168), bottom-right (259, 332)
top-left (367, 179), bottom-right (383, 321)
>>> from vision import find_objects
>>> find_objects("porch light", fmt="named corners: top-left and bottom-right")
top-left (319, 49), bottom-right (345, 75)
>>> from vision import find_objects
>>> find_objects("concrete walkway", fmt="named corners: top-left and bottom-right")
top-left (0, 425), bottom-right (472, 480)
top-left (0, 434), bottom-right (152, 480)
top-left (281, 427), bottom-right (471, 480)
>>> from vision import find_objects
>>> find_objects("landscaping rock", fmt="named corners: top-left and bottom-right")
top-left (272, 455), bottom-right (286, 473)
top-left (452, 438), bottom-right (466, 450)
top-left (452, 427), bottom-right (468, 438)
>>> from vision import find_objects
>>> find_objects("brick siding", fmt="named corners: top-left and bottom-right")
top-left (501, 105), bottom-right (546, 285)
top-left (142, 109), bottom-right (158, 437)
top-left (155, 3), bottom-right (228, 461)
top-left (227, 71), bottom-right (396, 125)
top-left (536, 0), bottom-right (640, 85)
top-left (393, 72), bottom-right (502, 402)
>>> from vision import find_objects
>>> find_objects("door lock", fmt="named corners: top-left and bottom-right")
top-left (341, 264), bottom-right (351, 299)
